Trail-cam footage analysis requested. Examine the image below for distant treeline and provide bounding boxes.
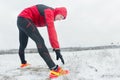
[0,45,120,55]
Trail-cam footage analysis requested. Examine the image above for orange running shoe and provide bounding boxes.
[49,66,69,79]
[20,63,30,68]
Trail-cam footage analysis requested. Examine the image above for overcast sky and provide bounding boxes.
[0,0,120,50]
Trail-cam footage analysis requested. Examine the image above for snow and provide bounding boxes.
[0,48,120,80]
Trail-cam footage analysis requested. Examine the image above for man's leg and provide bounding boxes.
[18,29,28,64]
[17,17,56,69]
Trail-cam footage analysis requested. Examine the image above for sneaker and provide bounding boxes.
[49,66,69,79]
[20,63,30,68]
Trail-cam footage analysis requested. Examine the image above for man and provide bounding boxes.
[17,4,69,78]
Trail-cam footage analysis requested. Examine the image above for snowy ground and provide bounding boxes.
[0,48,120,80]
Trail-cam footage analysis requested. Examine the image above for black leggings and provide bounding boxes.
[17,17,56,69]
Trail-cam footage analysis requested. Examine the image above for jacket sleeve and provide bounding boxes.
[44,9,60,49]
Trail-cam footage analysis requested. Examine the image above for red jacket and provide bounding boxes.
[18,4,67,49]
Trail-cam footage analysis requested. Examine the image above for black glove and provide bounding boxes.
[53,49,65,64]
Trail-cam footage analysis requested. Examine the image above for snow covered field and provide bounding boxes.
[0,48,120,80]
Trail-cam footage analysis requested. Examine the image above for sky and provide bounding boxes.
[0,0,120,50]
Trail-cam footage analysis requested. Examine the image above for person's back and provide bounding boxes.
[19,4,52,26]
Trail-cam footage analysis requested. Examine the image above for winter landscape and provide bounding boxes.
[0,0,120,80]
[0,46,120,80]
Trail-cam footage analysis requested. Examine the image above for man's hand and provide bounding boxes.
[53,49,65,64]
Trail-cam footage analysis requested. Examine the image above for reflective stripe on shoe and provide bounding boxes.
[50,70,60,76]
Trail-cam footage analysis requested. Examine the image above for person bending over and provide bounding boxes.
[17,4,68,78]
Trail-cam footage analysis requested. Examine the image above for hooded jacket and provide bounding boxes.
[18,4,67,49]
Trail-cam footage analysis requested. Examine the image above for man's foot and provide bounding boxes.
[49,66,69,79]
[20,63,31,68]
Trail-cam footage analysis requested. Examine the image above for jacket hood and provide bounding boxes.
[54,7,67,19]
